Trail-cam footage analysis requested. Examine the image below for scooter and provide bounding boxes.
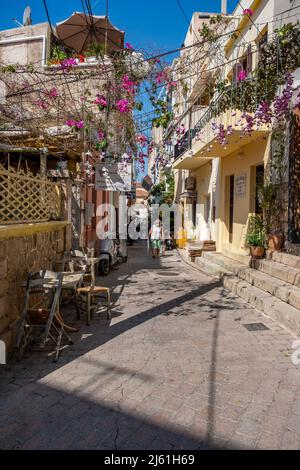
[97,238,128,276]
[165,238,174,251]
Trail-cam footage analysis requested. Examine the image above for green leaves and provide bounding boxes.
[245,215,267,248]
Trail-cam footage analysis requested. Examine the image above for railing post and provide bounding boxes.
[0,340,6,364]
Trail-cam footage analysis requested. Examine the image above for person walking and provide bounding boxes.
[149,219,164,259]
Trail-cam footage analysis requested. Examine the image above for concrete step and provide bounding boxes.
[240,267,300,311]
[202,252,300,311]
[222,245,251,266]
[253,259,300,287]
[272,251,300,270]
[193,252,300,335]
[202,252,247,275]
[223,275,300,337]
[194,256,232,279]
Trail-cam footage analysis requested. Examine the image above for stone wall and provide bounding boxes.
[0,222,70,358]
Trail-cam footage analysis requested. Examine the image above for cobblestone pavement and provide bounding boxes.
[1,242,300,450]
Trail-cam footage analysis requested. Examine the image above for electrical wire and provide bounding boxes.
[2,5,299,142]
[175,0,201,43]
[42,0,55,37]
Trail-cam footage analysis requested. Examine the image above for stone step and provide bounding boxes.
[193,250,300,335]
[222,245,251,266]
[194,256,232,279]
[240,267,300,311]
[202,252,300,311]
[272,251,300,270]
[253,259,300,287]
[202,252,247,275]
[223,275,300,337]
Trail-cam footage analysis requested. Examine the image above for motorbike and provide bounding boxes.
[97,238,128,276]
[165,238,174,251]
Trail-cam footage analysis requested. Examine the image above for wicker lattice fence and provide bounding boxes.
[0,164,61,224]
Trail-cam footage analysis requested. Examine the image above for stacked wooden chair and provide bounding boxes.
[16,270,73,362]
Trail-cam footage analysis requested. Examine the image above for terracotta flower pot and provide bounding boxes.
[267,233,284,252]
[250,246,265,259]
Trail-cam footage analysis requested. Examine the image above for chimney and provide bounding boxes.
[221,0,227,15]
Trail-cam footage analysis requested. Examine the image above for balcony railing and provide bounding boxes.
[194,89,229,133]
[174,129,196,159]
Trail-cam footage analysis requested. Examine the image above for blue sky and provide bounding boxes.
[2,1,239,54]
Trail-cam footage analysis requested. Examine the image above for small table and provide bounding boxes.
[21,271,85,333]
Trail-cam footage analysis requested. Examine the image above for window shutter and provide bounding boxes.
[246,45,252,74]
[233,62,242,83]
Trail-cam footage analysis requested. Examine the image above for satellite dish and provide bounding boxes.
[23,6,32,26]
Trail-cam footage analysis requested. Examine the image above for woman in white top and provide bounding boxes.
[149,219,164,258]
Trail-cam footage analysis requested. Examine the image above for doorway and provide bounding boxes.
[255,164,264,215]
[288,114,300,243]
[229,175,234,243]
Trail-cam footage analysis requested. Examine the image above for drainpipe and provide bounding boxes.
[0,35,47,66]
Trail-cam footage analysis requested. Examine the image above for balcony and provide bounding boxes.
[174,129,196,159]
[173,90,270,170]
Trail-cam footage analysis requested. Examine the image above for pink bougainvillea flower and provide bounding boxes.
[94,94,107,108]
[121,75,136,93]
[125,42,134,50]
[49,87,59,98]
[237,70,248,81]
[98,130,106,141]
[116,99,130,113]
[243,8,253,16]
[60,58,77,71]
[66,119,84,130]
[66,119,77,127]
[176,124,186,135]
[35,99,49,110]
[155,69,169,84]
[76,120,85,129]
[167,81,178,91]
[273,72,294,120]
[136,134,148,145]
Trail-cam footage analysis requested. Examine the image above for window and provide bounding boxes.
[258,30,268,54]
[232,45,253,83]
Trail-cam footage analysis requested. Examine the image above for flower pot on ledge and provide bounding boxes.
[267,233,284,252]
[250,246,265,259]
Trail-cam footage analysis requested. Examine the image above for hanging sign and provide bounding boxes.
[95,163,132,192]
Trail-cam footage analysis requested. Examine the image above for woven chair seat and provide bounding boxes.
[77,286,109,294]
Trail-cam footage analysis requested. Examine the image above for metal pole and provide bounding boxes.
[105,0,109,55]
[221,0,227,15]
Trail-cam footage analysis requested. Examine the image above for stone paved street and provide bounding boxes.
[1,242,300,450]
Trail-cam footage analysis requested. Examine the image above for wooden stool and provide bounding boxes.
[76,286,111,325]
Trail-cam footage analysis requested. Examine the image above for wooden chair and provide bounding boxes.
[16,270,73,362]
[76,285,111,325]
[76,257,111,325]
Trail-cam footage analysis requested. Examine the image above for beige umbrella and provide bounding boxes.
[56,12,125,54]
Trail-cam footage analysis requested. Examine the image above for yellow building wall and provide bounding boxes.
[218,136,270,255]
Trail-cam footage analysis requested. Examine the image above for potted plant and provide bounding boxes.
[49,45,68,65]
[257,182,284,252]
[86,43,105,62]
[267,228,284,252]
[245,214,267,259]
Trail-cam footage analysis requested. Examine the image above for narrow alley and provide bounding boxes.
[1,243,299,450]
